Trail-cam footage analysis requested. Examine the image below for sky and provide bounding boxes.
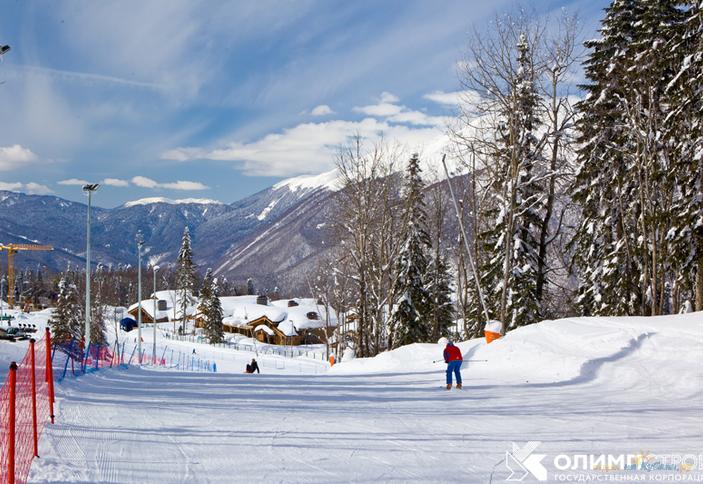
[0,0,608,208]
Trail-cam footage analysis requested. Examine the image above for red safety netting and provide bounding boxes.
[0,335,53,484]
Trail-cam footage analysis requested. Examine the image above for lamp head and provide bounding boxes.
[82,183,100,193]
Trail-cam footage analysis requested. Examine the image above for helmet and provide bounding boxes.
[437,337,449,346]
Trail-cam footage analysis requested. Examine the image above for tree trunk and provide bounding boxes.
[696,254,703,312]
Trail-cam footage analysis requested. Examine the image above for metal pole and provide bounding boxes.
[29,339,39,457]
[8,361,17,484]
[441,154,491,322]
[85,190,92,346]
[82,184,99,346]
[137,234,143,364]
[153,266,158,362]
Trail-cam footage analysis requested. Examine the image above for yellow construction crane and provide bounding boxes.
[0,243,53,308]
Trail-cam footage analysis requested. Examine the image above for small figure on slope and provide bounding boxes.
[443,340,463,390]
[245,358,260,374]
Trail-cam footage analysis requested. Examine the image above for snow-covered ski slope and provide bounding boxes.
[26,312,703,483]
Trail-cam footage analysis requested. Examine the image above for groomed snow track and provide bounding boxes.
[27,313,703,483]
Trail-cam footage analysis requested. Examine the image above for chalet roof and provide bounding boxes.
[128,290,196,321]
[253,324,275,336]
[277,320,298,337]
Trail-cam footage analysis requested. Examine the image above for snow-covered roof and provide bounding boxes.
[277,320,298,337]
[128,290,196,321]
[217,296,260,314]
[253,324,274,336]
[284,305,338,331]
[270,298,318,309]
[194,294,338,334]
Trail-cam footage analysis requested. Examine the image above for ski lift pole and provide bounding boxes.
[441,154,490,322]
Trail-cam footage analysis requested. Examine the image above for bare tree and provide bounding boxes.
[333,138,402,357]
[450,10,581,329]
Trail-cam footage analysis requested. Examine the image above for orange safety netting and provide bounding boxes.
[0,335,53,484]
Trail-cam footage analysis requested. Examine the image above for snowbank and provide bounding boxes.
[331,312,703,395]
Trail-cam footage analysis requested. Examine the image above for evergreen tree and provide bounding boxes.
[246,278,256,296]
[571,0,644,316]
[201,269,224,344]
[89,291,107,345]
[666,0,703,311]
[426,251,454,340]
[477,32,543,329]
[51,276,82,345]
[572,0,690,316]
[389,154,432,348]
[176,227,196,332]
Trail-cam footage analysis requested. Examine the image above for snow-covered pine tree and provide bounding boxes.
[388,154,432,349]
[426,250,454,340]
[246,278,255,296]
[200,269,224,344]
[571,0,644,316]
[624,0,684,315]
[573,0,689,316]
[176,227,196,333]
[89,290,107,345]
[477,32,544,329]
[51,276,82,345]
[665,0,703,311]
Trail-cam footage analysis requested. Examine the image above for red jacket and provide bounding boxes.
[443,344,463,362]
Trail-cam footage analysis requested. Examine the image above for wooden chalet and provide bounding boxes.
[127,300,171,324]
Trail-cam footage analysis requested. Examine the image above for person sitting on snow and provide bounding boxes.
[443,340,463,390]
[245,358,260,374]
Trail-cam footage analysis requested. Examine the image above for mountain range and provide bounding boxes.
[0,170,340,293]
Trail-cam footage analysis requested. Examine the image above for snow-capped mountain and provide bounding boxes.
[0,170,341,291]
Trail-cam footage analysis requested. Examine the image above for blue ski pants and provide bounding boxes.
[446,360,462,385]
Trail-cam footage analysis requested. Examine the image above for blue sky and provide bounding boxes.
[0,0,608,208]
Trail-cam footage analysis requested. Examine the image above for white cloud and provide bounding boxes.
[163,116,449,177]
[102,178,130,187]
[310,104,334,116]
[0,145,38,171]
[380,91,399,103]
[159,147,206,162]
[131,176,159,189]
[0,182,24,191]
[24,182,53,195]
[423,90,482,107]
[0,181,53,195]
[353,102,404,117]
[130,176,207,191]
[58,178,90,186]
[161,180,209,190]
[352,92,450,127]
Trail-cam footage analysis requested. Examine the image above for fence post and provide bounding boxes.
[45,328,55,424]
[29,339,39,458]
[7,361,17,484]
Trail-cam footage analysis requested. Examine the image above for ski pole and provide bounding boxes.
[432,359,488,364]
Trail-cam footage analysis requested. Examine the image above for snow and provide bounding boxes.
[256,197,280,220]
[272,169,340,193]
[122,197,224,208]
[1,311,698,482]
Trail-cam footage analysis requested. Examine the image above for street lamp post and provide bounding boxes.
[0,276,5,318]
[82,183,100,348]
[137,232,144,364]
[152,265,159,363]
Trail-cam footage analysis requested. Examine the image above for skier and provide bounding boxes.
[245,358,260,374]
[443,340,463,390]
